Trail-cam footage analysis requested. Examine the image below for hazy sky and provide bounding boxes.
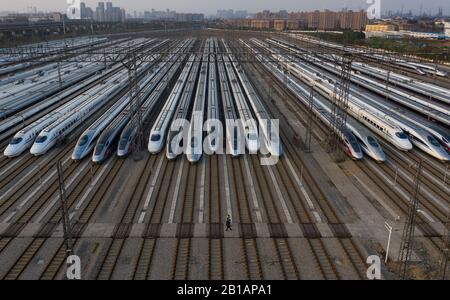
[2,0,449,15]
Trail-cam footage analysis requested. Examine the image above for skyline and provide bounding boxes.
[2,0,450,15]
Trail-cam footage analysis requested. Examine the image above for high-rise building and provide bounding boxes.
[308,10,320,29]
[106,2,113,22]
[352,10,368,30]
[318,10,337,30]
[80,2,86,19]
[95,2,105,22]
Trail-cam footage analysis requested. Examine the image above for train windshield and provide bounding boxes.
[78,135,89,146]
[118,139,128,150]
[191,137,198,148]
[427,136,441,147]
[395,132,408,139]
[35,135,47,143]
[367,136,379,147]
[151,134,161,142]
[94,143,104,155]
[347,135,360,151]
[10,137,23,145]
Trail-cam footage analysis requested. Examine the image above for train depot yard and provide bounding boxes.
[0,29,448,281]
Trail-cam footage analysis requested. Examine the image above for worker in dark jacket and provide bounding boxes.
[225,214,232,231]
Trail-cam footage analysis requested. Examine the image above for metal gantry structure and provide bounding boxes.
[326,53,352,160]
[304,82,315,153]
[56,160,73,257]
[123,52,144,160]
[397,160,423,280]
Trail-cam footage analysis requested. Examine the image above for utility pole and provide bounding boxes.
[57,161,73,257]
[125,52,143,161]
[397,160,423,279]
[304,83,314,153]
[327,53,352,161]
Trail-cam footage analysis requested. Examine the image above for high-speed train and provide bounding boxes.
[0,38,155,120]
[148,54,195,154]
[119,39,196,158]
[265,40,449,160]
[201,38,220,156]
[266,38,450,126]
[346,88,450,161]
[242,39,375,161]
[400,62,447,77]
[184,42,208,162]
[223,51,259,154]
[3,80,108,157]
[217,54,241,157]
[166,54,201,160]
[260,47,413,152]
[234,39,284,157]
[29,71,131,155]
[0,62,106,119]
[73,56,163,160]
[349,62,450,105]
[93,111,130,163]
[285,33,448,78]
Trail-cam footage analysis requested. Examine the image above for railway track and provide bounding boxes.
[239,48,377,279]
[39,158,126,280]
[248,53,446,260]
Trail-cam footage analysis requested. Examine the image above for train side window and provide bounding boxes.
[427,136,441,147]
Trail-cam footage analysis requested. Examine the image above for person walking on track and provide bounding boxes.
[225,214,232,231]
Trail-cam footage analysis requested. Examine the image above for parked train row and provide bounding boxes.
[3,38,172,158]
[285,33,448,77]
[241,39,382,162]
[0,38,156,120]
[265,38,450,126]
[270,37,450,106]
[0,37,109,75]
[247,38,450,162]
[259,38,450,156]
[97,39,194,162]
[145,37,282,163]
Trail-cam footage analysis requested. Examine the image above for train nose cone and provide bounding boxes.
[92,155,103,164]
[354,151,363,160]
[398,140,413,151]
[117,149,127,157]
[439,150,450,162]
[148,143,161,154]
[3,145,15,157]
[30,144,42,156]
[72,150,82,161]
[377,151,387,163]
[166,151,178,160]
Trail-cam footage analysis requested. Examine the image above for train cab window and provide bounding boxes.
[348,137,359,150]
[78,135,89,146]
[395,132,408,139]
[248,133,257,141]
[191,137,198,148]
[118,139,127,149]
[10,137,23,145]
[94,144,104,156]
[151,134,161,142]
[427,136,441,147]
[35,136,48,143]
[367,137,379,147]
